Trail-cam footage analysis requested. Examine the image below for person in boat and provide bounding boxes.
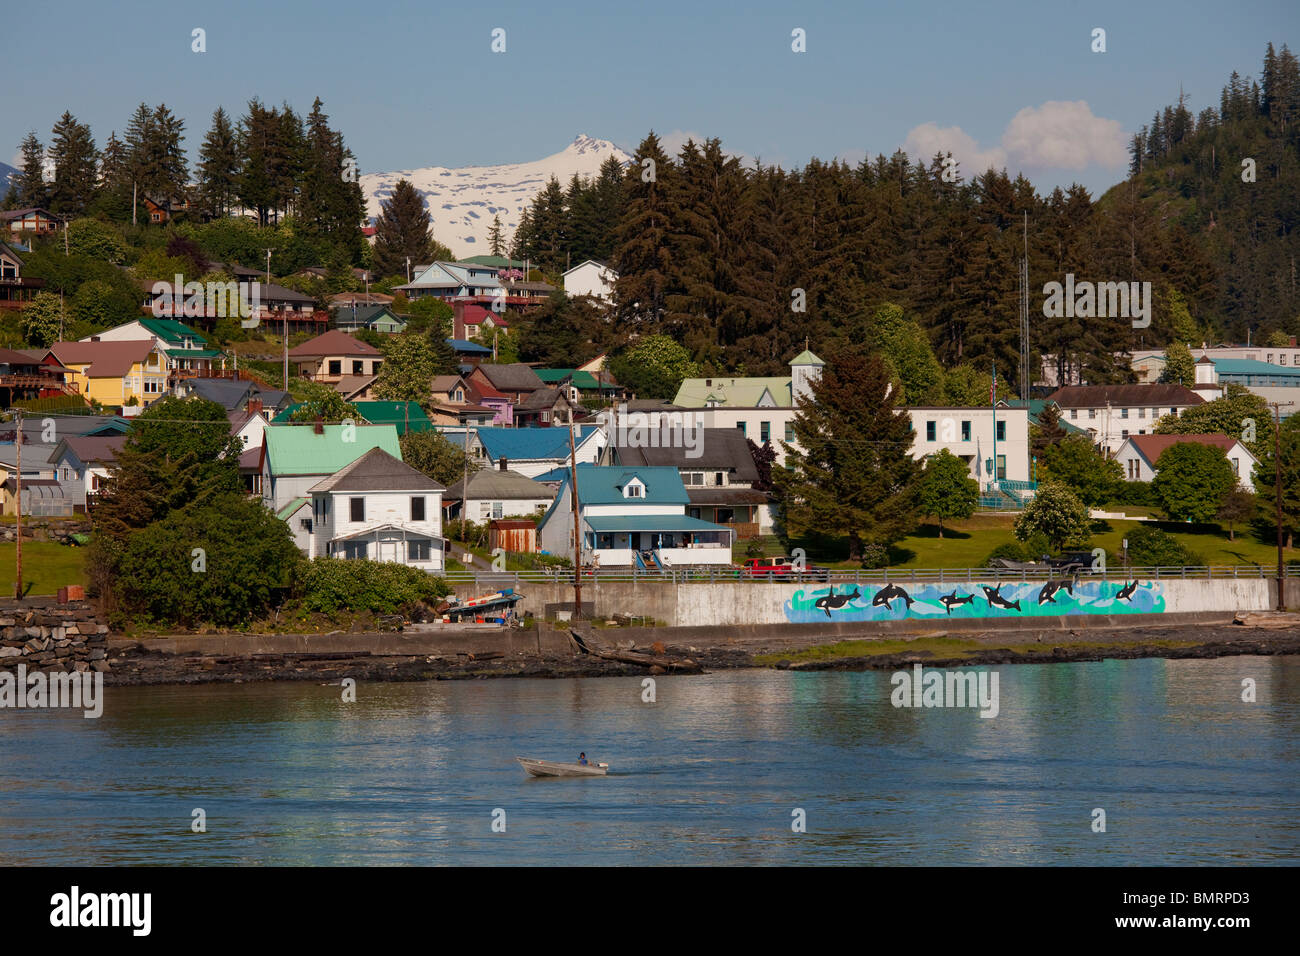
[578,753,588,766]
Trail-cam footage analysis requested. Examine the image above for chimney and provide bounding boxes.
[313,415,324,435]
[499,457,508,472]
[247,397,263,415]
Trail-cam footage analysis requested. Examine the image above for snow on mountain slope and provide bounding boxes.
[359,135,630,260]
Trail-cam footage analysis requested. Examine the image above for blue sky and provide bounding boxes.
[4,0,1296,196]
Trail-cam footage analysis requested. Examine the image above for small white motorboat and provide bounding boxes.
[516,757,609,777]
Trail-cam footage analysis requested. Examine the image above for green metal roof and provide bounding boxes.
[561,463,689,505]
[351,401,434,435]
[138,317,209,346]
[276,497,310,520]
[164,347,223,359]
[788,349,825,366]
[585,515,731,534]
[264,423,401,475]
[673,376,791,408]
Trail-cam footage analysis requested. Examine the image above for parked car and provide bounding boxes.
[740,557,831,581]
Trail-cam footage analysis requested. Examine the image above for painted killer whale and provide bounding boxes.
[1037,579,1075,605]
[981,584,1022,612]
[814,585,861,618]
[939,590,975,616]
[871,583,914,611]
[1116,580,1139,602]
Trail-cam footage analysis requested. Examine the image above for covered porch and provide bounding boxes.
[584,515,733,567]
[326,523,444,571]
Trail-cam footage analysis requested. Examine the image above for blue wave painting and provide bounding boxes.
[784,579,1165,623]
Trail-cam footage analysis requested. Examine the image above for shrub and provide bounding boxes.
[294,558,450,614]
[860,542,889,568]
[1124,525,1203,568]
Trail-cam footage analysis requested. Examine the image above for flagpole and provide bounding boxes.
[991,363,997,491]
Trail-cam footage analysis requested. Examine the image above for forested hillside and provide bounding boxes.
[512,42,1299,388]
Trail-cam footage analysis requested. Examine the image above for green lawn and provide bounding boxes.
[775,514,1294,571]
[0,543,87,596]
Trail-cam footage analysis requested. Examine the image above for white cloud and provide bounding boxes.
[1001,100,1128,170]
[902,100,1128,178]
[658,129,753,167]
[903,122,1007,176]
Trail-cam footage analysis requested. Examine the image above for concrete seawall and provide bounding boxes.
[455,577,1296,627]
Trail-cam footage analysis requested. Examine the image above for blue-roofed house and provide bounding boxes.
[469,425,605,478]
[537,463,733,568]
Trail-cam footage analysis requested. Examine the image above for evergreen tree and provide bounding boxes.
[14,132,48,209]
[773,349,922,563]
[372,179,437,278]
[612,132,675,326]
[196,107,239,220]
[47,112,98,216]
[487,214,506,256]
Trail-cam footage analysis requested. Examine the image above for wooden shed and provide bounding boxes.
[489,518,537,554]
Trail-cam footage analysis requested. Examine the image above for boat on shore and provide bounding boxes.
[516,757,609,777]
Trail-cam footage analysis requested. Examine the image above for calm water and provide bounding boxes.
[1,657,1297,865]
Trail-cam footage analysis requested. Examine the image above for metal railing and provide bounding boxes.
[438,564,1298,587]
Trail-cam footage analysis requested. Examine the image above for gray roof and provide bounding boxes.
[308,447,445,494]
[184,378,256,409]
[516,387,567,411]
[444,468,555,501]
[475,363,544,392]
[609,427,760,480]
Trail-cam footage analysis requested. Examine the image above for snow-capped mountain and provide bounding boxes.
[359,135,631,260]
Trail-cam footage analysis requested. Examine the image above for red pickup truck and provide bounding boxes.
[740,557,831,580]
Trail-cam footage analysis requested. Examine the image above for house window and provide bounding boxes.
[760,421,771,442]
[1128,459,1139,479]
[736,422,747,437]
[342,540,367,560]
[454,389,463,402]
[372,361,382,375]
[411,496,426,521]
[1070,409,1078,420]
[1281,355,1288,366]
[961,421,971,442]
[996,455,1006,479]
[479,502,492,520]
[784,422,795,442]
[625,484,643,498]
[353,361,364,375]
[299,518,312,532]
[1121,429,1130,438]
[492,502,503,519]
[329,360,342,376]
[1088,409,1096,419]
[1231,458,1240,475]
[1121,407,1129,419]
[350,497,364,522]
[995,421,1005,442]
[409,540,430,561]
[926,421,936,441]
[714,472,724,486]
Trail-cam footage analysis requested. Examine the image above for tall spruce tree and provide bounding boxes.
[773,349,922,563]
[196,107,239,220]
[372,179,437,278]
[14,132,48,209]
[612,132,674,326]
[47,112,98,216]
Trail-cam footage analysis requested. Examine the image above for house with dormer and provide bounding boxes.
[538,463,733,569]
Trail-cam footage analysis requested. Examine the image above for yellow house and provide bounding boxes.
[46,339,166,408]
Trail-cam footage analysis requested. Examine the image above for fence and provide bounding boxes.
[441,564,1298,589]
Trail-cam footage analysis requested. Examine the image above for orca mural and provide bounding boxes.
[784,579,1165,623]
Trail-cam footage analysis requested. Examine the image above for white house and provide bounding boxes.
[260,422,402,512]
[46,435,124,511]
[672,350,825,466]
[1113,434,1259,493]
[562,260,617,302]
[304,447,445,570]
[906,407,1031,485]
[444,464,556,522]
[1045,384,1205,455]
[538,463,732,569]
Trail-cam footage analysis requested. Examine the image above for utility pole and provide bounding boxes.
[405,257,411,284]
[568,420,582,620]
[1268,401,1294,611]
[11,408,22,600]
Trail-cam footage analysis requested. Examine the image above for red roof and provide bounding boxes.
[466,377,507,402]
[1125,433,1244,465]
[48,340,158,378]
[287,330,381,358]
[1047,384,1205,407]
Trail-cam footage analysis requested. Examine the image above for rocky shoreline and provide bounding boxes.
[83,622,1300,686]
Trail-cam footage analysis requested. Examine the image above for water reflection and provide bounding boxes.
[0,657,1296,865]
